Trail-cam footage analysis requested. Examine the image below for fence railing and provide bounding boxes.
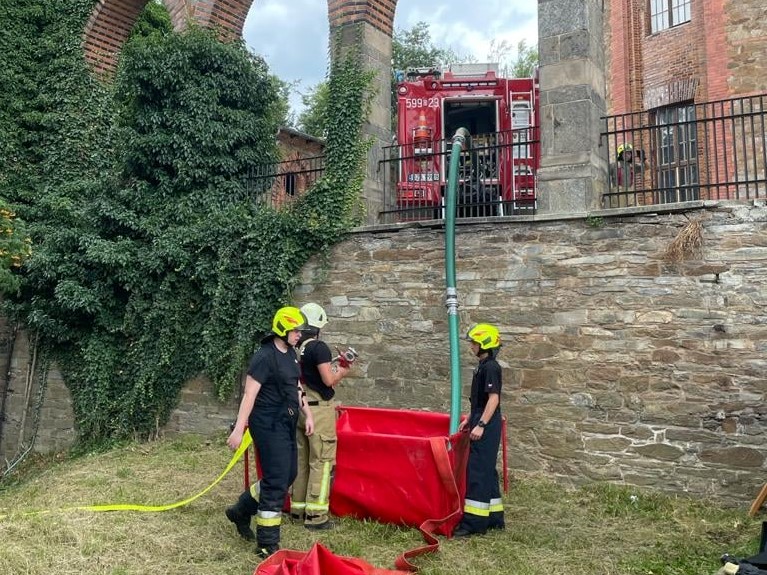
[244,154,326,209]
[602,93,767,208]
[247,94,766,219]
[376,129,540,224]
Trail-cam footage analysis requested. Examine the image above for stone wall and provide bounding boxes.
[0,329,75,460]
[3,201,767,504]
[292,201,767,503]
[0,337,238,465]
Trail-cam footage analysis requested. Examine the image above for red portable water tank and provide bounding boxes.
[330,406,469,537]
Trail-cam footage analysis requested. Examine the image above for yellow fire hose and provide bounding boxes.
[0,430,252,520]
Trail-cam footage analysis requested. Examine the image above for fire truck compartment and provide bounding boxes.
[443,98,499,138]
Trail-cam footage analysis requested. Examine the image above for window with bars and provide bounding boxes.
[653,103,699,202]
[284,172,297,196]
[650,0,691,33]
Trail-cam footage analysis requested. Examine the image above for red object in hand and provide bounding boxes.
[335,347,357,369]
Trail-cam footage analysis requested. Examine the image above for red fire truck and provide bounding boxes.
[394,63,539,218]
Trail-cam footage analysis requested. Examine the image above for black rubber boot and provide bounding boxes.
[225,491,259,541]
[305,520,334,530]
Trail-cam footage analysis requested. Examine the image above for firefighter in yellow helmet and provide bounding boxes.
[617,142,634,161]
[290,303,352,530]
[225,306,315,558]
[453,323,505,537]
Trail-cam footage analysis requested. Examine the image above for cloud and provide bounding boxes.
[243,0,538,114]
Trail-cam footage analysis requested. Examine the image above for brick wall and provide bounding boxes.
[327,0,397,36]
[83,0,149,76]
[606,0,767,115]
[268,128,326,209]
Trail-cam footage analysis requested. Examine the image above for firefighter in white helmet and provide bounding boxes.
[290,302,353,529]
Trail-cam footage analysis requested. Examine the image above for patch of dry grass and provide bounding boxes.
[0,434,761,575]
[664,217,704,263]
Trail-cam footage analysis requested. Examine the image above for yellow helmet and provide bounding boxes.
[464,323,501,350]
[272,306,307,337]
[617,142,633,159]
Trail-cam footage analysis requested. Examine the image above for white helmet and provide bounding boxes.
[300,303,328,329]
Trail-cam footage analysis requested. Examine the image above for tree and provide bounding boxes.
[128,0,172,42]
[509,39,538,78]
[392,21,467,73]
[489,38,539,79]
[297,81,330,138]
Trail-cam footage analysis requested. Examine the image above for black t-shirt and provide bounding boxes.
[300,339,334,401]
[469,355,502,415]
[248,338,301,412]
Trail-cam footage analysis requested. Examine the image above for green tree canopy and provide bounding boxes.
[488,38,539,78]
[391,21,466,73]
[297,81,330,138]
[128,0,172,42]
[0,0,371,445]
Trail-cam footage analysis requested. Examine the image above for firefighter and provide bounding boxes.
[453,323,505,537]
[225,306,315,558]
[612,142,645,206]
[616,142,635,189]
[290,302,352,530]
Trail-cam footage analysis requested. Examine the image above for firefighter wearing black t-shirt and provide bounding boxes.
[225,306,315,558]
[290,303,351,530]
[453,323,506,537]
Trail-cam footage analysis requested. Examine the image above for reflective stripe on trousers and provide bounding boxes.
[291,393,336,523]
[457,412,503,533]
[250,409,298,546]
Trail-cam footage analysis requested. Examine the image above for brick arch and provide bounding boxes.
[83,0,253,75]
[83,0,399,76]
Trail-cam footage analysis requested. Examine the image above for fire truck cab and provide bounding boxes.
[394,63,539,218]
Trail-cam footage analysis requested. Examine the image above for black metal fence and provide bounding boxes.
[602,93,767,208]
[377,129,539,224]
[244,154,326,209]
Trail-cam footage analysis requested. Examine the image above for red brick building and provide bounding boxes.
[606,0,765,113]
[604,0,766,205]
[266,128,325,209]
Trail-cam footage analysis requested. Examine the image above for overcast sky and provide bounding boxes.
[242,0,538,114]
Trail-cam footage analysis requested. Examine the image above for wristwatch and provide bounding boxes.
[477,420,486,428]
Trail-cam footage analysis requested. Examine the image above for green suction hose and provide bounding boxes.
[445,128,470,434]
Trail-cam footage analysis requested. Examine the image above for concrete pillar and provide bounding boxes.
[331,20,393,225]
[537,0,608,213]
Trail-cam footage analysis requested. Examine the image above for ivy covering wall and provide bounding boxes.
[0,0,372,445]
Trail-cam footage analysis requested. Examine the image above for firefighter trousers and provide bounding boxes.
[457,411,505,534]
[250,407,298,548]
[291,390,337,526]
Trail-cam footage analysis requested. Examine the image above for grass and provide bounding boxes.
[0,433,762,575]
